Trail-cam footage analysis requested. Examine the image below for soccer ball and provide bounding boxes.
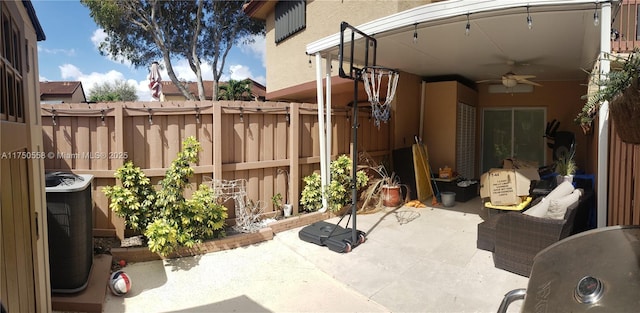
[109,270,131,296]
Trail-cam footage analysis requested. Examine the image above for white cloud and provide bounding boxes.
[58,63,150,100]
[91,28,132,67]
[160,59,214,82]
[37,45,76,56]
[228,64,266,85]
[91,29,107,48]
[240,35,266,67]
[40,75,49,82]
[59,64,84,80]
[135,79,153,101]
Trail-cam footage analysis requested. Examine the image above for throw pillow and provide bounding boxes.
[573,188,584,198]
[524,198,550,218]
[546,181,575,201]
[546,192,580,220]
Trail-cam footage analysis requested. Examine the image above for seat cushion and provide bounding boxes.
[546,191,580,220]
[546,181,575,200]
[523,198,550,218]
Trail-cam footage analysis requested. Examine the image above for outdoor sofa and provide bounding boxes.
[476,180,594,277]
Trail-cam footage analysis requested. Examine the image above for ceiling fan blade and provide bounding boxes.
[519,79,542,87]
[476,79,499,84]
[511,74,536,80]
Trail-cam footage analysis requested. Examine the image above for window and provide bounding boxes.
[275,0,306,44]
[1,4,25,123]
[482,108,546,173]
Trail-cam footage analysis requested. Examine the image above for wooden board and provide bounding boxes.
[412,143,434,202]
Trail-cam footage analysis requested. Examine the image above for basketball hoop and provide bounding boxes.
[361,66,399,127]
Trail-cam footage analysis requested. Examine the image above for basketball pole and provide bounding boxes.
[350,69,360,245]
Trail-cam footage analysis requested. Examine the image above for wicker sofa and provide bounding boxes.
[477,186,593,277]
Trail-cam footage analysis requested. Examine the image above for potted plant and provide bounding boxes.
[360,155,403,209]
[300,154,369,212]
[554,147,577,184]
[576,50,640,143]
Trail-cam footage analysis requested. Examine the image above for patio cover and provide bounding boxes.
[306,0,614,225]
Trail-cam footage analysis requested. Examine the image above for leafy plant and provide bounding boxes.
[88,79,138,102]
[555,146,577,176]
[103,161,156,231]
[359,152,402,210]
[103,136,228,256]
[300,155,369,212]
[300,173,323,212]
[218,79,253,101]
[576,50,640,130]
[271,193,283,210]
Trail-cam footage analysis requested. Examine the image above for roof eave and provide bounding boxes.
[306,0,608,56]
[243,0,276,21]
[22,1,46,41]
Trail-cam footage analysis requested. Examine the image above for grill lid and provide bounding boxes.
[522,226,640,312]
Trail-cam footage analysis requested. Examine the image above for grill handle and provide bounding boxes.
[497,288,526,313]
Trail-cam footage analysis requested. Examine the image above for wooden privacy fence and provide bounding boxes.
[40,101,391,238]
[608,119,640,225]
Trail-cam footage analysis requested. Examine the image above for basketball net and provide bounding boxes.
[362,66,399,128]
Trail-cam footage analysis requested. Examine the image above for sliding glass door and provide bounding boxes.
[482,108,546,173]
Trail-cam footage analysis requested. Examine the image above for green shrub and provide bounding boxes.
[102,161,156,231]
[300,155,369,212]
[104,136,228,256]
[300,172,323,212]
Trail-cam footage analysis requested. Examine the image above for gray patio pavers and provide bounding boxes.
[102,198,528,313]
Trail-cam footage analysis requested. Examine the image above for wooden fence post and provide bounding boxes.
[113,104,126,240]
[213,102,223,180]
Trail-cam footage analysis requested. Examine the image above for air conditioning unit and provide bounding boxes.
[488,84,534,94]
[46,172,94,294]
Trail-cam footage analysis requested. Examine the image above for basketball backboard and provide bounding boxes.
[338,22,377,80]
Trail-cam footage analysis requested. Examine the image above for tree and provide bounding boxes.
[218,79,252,101]
[89,80,138,102]
[203,1,264,100]
[81,0,264,101]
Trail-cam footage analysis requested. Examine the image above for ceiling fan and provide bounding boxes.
[477,71,542,87]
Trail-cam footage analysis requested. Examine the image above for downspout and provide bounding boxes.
[315,53,328,213]
[597,2,611,228]
[325,54,333,185]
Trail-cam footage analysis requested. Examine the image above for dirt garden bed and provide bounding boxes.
[96,211,333,264]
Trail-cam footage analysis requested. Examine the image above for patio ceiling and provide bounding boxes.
[307,0,607,85]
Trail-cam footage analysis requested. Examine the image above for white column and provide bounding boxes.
[315,53,328,213]
[597,2,611,228]
[325,54,333,184]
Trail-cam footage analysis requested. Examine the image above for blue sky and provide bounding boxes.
[32,1,266,101]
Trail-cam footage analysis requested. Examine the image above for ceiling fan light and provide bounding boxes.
[503,78,518,88]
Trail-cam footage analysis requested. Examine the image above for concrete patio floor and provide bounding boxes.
[103,198,528,312]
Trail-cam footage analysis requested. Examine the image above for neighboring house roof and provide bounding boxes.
[23,1,46,41]
[40,81,87,102]
[161,79,266,100]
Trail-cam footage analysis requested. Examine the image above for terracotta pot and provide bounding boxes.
[382,185,402,207]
